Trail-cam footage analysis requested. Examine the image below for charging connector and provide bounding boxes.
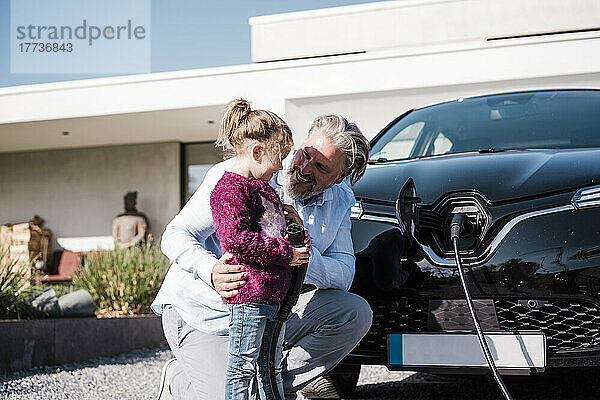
[450,213,467,241]
[451,213,513,400]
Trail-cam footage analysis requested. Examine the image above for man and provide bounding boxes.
[152,115,372,400]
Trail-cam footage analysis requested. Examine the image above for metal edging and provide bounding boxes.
[354,203,575,267]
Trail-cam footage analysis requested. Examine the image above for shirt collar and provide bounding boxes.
[305,186,332,207]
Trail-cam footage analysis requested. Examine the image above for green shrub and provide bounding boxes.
[73,240,169,317]
[0,246,39,320]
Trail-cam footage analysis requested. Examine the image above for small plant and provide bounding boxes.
[0,245,39,320]
[73,240,169,317]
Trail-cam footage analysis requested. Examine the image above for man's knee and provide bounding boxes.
[318,290,372,337]
[342,292,373,338]
[290,289,373,345]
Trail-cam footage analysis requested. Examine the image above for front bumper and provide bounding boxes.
[349,201,600,370]
[346,296,600,369]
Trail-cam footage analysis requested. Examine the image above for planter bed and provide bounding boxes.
[0,314,165,373]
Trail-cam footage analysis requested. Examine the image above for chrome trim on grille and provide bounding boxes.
[572,185,600,209]
[421,204,574,267]
[354,201,576,267]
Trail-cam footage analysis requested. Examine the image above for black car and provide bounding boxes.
[302,89,600,399]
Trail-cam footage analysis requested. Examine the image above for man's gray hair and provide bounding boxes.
[308,115,370,186]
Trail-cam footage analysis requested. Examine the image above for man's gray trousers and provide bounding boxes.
[162,287,373,400]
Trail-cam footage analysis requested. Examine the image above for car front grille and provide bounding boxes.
[353,297,600,359]
[495,299,600,353]
[355,299,429,358]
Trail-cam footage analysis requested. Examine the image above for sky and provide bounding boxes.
[0,0,379,88]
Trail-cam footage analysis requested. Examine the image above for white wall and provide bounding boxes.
[0,142,180,250]
[251,0,600,62]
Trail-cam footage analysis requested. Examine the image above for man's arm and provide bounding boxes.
[305,206,355,291]
[160,161,248,298]
[160,161,238,286]
[161,195,219,285]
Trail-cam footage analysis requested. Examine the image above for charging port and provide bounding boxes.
[412,193,490,258]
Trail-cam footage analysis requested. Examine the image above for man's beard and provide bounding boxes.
[281,163,326,201]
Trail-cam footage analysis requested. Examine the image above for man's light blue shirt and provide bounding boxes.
[151,156,356,335]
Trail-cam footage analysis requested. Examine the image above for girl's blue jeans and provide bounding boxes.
[225,302,284,400]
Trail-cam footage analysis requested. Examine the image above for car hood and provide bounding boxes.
[354,148,600,205]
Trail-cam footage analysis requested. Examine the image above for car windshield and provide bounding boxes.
[369,90,600,161]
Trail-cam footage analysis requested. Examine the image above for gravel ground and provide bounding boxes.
[1,347,599,399]
[0,347,172,400]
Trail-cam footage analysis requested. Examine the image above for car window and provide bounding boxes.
[370,122,424,160]
[370,90,600,161]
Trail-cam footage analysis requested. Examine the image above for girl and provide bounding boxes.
[210,99,311,400]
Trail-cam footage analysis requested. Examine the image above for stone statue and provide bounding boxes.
[112,191,150,249]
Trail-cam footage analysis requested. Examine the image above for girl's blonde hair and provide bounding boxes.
[216,99,293,160]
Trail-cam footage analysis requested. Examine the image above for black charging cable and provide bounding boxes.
[451,214,513,400]
[264,222,308,400]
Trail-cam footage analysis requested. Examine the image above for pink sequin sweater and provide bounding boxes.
[210,171,294,304]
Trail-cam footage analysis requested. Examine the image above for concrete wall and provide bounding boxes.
[0,315,165,372]
[285,72,600,142]
[0,142,180,250]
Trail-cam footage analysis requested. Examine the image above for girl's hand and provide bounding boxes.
[290,245,311,267]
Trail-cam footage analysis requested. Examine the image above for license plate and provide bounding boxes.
[388,332,546,369]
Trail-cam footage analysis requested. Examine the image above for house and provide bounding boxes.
[1,0,599,250]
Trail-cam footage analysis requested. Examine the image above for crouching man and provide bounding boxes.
[152,115,372,399]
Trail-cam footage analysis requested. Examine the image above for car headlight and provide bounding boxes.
[572,185,600,209]
[350,201,364,219]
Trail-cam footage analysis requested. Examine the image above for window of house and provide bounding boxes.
[182,142,223,203]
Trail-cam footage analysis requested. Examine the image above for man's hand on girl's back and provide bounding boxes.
[211,252,248,298]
